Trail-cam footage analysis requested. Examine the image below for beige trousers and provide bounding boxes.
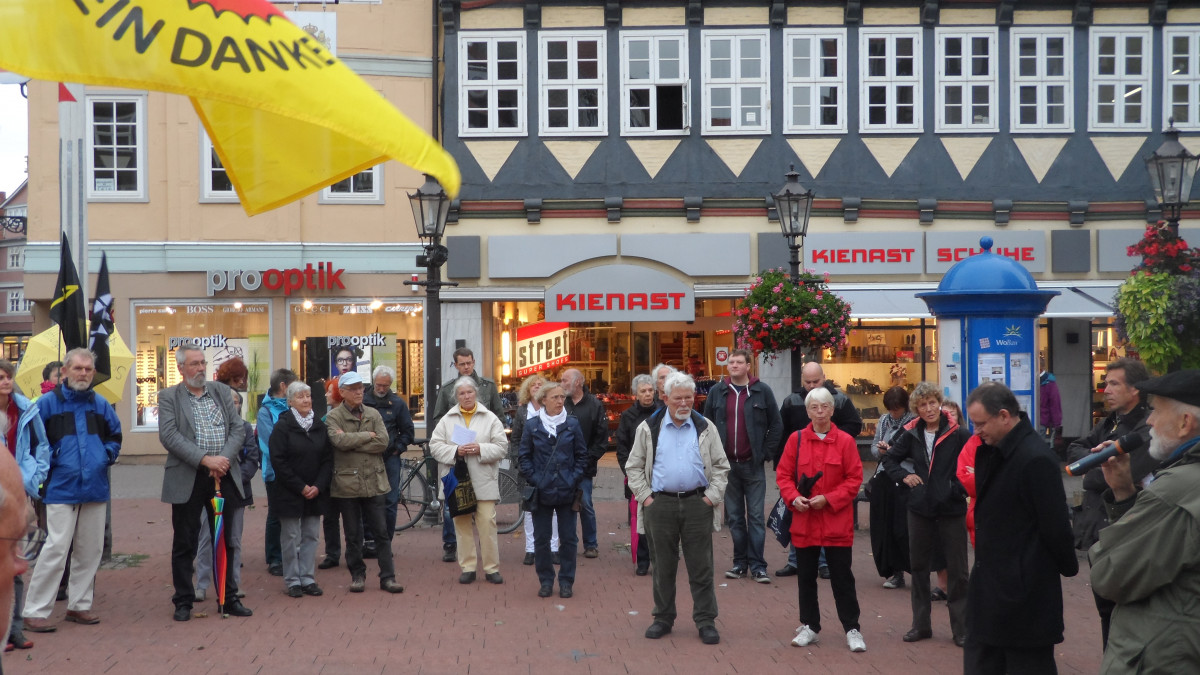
[454,500,499,574]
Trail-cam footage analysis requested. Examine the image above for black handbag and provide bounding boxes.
[521,485,538,512]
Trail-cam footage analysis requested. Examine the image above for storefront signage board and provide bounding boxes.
[925,231,1046,274]
[515,322,570,377]
[545,265,695,322]
[207,262,346,296]
[803,233,925,275]
[714,347,729,366]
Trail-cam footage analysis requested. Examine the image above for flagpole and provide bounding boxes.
[59,81,88,302]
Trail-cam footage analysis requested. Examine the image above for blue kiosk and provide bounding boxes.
[917,237,1059,421]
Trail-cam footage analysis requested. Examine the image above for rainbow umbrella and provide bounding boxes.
[210,477,228,615]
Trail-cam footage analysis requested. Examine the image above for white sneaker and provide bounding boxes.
[846,629,867,652]
[791,625,819,647]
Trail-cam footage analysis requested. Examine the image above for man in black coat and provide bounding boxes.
[562,368,609,559]
[364,366,416,540]
[964,382,1077,675]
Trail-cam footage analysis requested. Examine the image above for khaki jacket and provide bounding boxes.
[429,402,508,501]
[325,403,389,499]
[626,408,729,534]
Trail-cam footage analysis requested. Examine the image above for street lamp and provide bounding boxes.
[408,175,455,428]
[772,165,815,392]
[1146,119,1199,234]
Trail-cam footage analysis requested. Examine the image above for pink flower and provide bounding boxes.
[810,308,818,314]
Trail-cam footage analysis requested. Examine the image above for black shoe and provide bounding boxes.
[775,565,798,577]
[725,566,747,579]
[523,552,535,565]
[485,572,503,585]
[317,557,338,570]
[349,576,366,593]
[636,562,650,576]
[552,552,560,565]
[538,584,553,598]
[301,583,323,596]
[559,583,573,598]
[903,628,932,642]
[268,563,283,576]
[225,601,253,617]
[381,579,405,594]
[644,622,672,639]
[818,565,831,579]
[443,547,457,563]
[173,606,191,622]
[953,634,967,648]
[286,585,303,598]
[459,571,476,584]
[931,587,948,601]
[699,626,720,645]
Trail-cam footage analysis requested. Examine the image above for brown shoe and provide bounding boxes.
[65,610,100,625]
[23,617,56,633]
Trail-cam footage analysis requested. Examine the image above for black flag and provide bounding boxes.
[88,252,114,387]
[49,233,86,351]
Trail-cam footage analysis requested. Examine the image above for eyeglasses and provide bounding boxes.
[336,357,355,364]
[0,526,47,562]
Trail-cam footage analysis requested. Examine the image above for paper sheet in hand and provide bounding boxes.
[451,425,477,446]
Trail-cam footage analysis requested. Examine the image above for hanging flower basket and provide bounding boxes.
[1113,224,1200,372]
[732,269,852,360]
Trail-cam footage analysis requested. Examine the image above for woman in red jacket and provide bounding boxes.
[776,386,866,653]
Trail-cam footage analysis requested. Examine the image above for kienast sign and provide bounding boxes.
[546,264,695,322]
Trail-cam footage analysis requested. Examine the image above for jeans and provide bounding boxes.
[533,504,577,586]
[336,495,395,581]
[442,503,456,548]
[264,481,281,566]
[724,461,767,573]
[644,492,718,628]
[579,477,597,549]
[383,454,402,539]
[795,545,859,634]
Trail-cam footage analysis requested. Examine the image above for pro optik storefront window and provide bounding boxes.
[289,300,425,419]
[132,302,271,428]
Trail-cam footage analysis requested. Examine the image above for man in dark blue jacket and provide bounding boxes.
[23,348,121,633]
[364,366,415,540]
[703,349,781,583]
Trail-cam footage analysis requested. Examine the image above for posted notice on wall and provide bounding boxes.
[977,353,1007,386]
[1009,353,1032,387]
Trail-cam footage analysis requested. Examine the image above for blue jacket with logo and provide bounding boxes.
[36,385,122,504]
[11,392,50,500]
[257,393,290,482]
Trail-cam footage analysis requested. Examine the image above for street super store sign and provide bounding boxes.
[516,322,570,377]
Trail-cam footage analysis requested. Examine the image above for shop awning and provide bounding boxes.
[828,282,1121,319]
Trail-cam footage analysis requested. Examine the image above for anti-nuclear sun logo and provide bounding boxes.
[188,0,285,23]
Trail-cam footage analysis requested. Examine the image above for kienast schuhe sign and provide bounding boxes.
[546,264,695,322]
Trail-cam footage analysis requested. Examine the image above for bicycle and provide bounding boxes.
[394,440,525,535]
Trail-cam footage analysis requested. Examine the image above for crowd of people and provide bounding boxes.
[0,342,1197,675]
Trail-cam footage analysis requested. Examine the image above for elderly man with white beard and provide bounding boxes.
[1089,370,1200,674]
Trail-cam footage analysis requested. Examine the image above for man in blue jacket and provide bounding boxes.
[256,369,297,576]
[23,348,121,633]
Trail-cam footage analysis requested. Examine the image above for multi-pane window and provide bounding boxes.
[1164,28,1200,130]
[935,29,997,132]
[620,31,689,135]
[702,30,770,134]
[6,246,23,270]
[6,291,30,314]
[1090,28,1152,131]
[539,32,606,136]
[783,29,846,133]
[459,32,526,136]
[320,165,383,203]
[1011,28,1073,132]
[86,95,146,200]
[200,132,236,202]
[859,29,922,132]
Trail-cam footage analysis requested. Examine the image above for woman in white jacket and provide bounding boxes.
[430,377,508,584]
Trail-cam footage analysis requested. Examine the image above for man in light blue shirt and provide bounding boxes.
[626,372,730,646]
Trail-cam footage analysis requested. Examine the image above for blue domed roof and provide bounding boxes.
[917,237,1059,316]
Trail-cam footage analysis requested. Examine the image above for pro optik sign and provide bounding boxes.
[207,262,346,296]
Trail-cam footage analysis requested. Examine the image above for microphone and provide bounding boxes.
[1065,432,1146,476]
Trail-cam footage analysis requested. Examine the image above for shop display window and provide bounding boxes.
[132,302,271,429]
[289,300,425,420]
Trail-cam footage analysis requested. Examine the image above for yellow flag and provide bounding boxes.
[0,0,460,215]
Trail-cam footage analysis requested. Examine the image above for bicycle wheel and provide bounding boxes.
[394,458,431,532]
[494,470,524,535]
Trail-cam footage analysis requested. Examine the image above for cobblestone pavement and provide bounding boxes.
[5,462,1101,675]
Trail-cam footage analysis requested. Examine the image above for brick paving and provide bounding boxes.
[5,463,1103,675]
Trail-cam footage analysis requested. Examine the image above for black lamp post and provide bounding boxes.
[772,165,815,392]
[408,175,455,427]
[1146,119,1199,235]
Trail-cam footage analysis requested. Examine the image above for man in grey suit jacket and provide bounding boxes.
[158,342,252,622]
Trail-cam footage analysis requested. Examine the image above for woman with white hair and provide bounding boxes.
[430,376,508,584]
[777,386,866,653]
[269,381,333,598]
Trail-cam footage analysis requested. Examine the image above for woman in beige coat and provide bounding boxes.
[430,376,508,584]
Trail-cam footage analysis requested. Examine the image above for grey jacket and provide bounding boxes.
[158,380,246,504]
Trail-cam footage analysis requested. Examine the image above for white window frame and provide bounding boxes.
[1163,27,1200,130]
[701,29,770,135]
[619,30,690,136]
[782,28,846,134]
[1089,27,1152,132]
[859,28,923,133]
[319,165,384,204]
[6,290,30,315]
[199,131,238,203]
[85,94,147,201]
[935,28,998,133]
[538,30,607,136]
[6,246,23,270]
[459,31,527,137]
[1010,28,1074,133]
